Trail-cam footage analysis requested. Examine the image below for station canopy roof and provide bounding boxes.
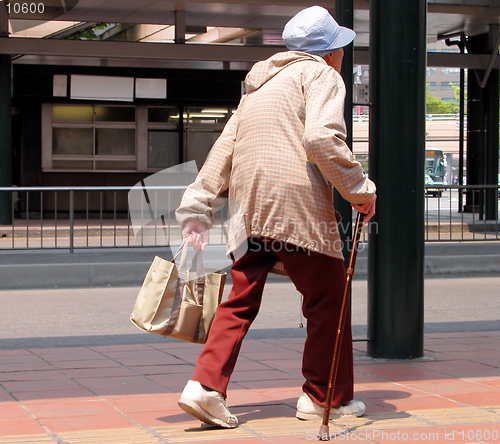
[1,0,500,69]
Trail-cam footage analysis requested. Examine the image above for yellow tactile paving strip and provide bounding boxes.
[331,411,428,430]
[58,427,163,444]
[153,424,254,442]
[489,405,500,415]
[1,406,500,443]
[240,416,336,436]
[407,406,500,425]
[0,436,58,444]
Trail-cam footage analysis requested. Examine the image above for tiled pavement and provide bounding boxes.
[1,332,500,443]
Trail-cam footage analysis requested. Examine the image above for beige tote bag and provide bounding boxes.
[130,240,226,343]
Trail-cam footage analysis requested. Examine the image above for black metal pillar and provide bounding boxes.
[445,36,466,212]
[485,67,499,221]
[367,0,426,358]
[333,0,353,267]
[465,30,499,220]
[0,54,12,225]
[458,42,466,212]
[485,26,499,221]
[465,34,487,215]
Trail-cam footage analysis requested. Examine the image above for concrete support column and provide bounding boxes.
[0,54,12,225]
[367,0,426,358]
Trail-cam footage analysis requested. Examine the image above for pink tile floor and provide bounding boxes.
[0,331,499,443]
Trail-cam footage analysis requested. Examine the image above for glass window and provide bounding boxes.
[52,128,93,155]
[441,82,453,91]
[186,107,231,124]
[94,106,135,122]
[148,131,180,169]
[188,130,221,166]
[52,105,93,122]
[148,107,179,123]
[96,128,136,155]
[49,104,137,172]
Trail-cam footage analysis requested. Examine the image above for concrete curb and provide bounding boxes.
[353,255,500,279]
[1,242,500,289]
[0,262,152,289]
[425,254,500,276]
[1,254,500,290]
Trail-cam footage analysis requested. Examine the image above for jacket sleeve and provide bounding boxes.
[302,68,376,204]
[175,110,238,228]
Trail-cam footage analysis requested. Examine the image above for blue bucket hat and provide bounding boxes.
[282,6,356,57]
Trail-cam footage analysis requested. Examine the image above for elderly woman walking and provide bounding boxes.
[175,5,377,429]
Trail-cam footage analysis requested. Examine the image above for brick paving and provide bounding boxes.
[0,332,500,443]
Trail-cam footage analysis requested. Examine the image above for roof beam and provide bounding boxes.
[0,37,281,62]
[354,47,500,69]
[427,51,500,69]
[427,3,500,18]
[1,37,499,69]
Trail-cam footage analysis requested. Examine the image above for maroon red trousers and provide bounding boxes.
[192,237,354,407]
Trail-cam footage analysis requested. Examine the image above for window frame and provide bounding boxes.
[42,103,138,172]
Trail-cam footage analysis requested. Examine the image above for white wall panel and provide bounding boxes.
[71,75,134,101]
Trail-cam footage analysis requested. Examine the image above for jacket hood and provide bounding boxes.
[245,51,326,93]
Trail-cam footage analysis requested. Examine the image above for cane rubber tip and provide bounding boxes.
[318,425,330,441]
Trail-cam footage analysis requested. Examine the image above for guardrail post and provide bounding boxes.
[0,54,12,225]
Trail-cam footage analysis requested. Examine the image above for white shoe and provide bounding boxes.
[178,380,238,428]
[296,392,365,420]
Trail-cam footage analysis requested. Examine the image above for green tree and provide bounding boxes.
[67,23,114,40]
[426,84,458,114]
[450,82,467,112]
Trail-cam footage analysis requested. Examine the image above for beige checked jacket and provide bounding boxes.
[176,51,376,272]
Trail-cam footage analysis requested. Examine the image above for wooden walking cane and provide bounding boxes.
[318,212,365,441]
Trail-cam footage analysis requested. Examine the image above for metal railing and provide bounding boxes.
[0,186,228,252]
[352,113,463,123]
[425,184,500,241]
[1,185,499,251]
